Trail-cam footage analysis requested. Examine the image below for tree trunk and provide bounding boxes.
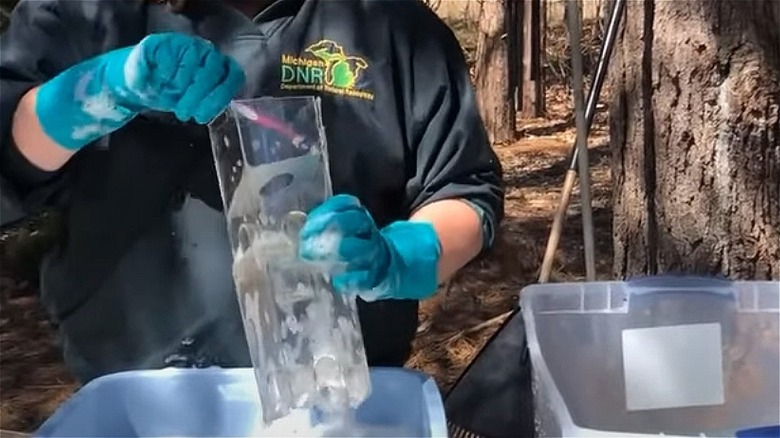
[519,0,546,118]
[611,0,780,279]
[465,1,480,23]
[474,0,515,144]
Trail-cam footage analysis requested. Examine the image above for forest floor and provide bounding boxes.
[0,21,612,434]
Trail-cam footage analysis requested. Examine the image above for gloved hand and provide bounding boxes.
[35,32,245,151]
[298,194,442,301]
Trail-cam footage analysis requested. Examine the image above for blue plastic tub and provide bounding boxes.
[34,367,447,437]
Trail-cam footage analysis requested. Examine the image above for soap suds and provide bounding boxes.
[70,70,130,141]
[301,230,344,262]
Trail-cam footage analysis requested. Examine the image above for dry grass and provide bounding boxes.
[545,19,604,86]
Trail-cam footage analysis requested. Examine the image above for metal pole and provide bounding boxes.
[566,0,626,171]
[538,0,624,283]
[565,0,596,280]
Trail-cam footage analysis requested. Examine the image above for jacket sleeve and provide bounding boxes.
[398,4,505,251]
[0,0,109,226]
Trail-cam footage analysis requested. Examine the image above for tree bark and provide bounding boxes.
[474,0,515,144]
[611,0,780,280]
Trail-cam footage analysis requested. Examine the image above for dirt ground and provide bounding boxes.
[0,16,612,432]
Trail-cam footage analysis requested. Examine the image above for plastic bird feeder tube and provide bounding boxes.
[207,96,371,426]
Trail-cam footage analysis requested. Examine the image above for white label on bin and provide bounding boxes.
[622,323,725,411]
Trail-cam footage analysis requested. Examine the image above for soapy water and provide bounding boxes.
[254,408,418,437]
[231,218,371,427]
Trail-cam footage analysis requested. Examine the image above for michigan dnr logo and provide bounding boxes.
[280,40,374,101]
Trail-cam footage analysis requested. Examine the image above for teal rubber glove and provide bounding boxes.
[35,32,245,151]
[298,194,442,301]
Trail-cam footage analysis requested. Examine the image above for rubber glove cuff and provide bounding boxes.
[361,220,441,302]
[36,51,137,151]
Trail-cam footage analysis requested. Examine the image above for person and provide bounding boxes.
[0,0,504,383]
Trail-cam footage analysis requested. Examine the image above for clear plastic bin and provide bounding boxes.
[520,276,780,437]
[207,97,370,425]
[33,367,448,437]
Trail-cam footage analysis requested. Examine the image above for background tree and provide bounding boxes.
[610,0,780,279]
[473,0,515,144]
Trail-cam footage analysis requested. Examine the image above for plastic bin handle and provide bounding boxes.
[625,274,735,297]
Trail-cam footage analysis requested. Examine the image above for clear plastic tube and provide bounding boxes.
[208,96,371,426]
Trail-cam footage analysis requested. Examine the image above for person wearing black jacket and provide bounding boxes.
[0,0,504,383]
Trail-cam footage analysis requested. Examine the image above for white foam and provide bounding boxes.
[304,230,343,261]
[69,70,129,141]
[80,89,126,122]
[71,123,106,141]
